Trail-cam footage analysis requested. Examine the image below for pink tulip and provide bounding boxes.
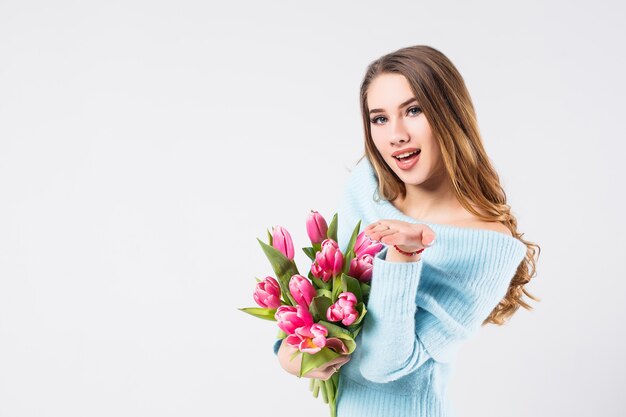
[354,231,384,257]
[275,304,313,335]
[253,276,282,309]
[310,238,344,282]
[289,274,316,308]
[326,292,359,326]
[348,253,374,283]
[285,323,329,354]
[306,210,328,244]
[272,225,295,260]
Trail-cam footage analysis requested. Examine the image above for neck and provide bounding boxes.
[393,171,463,222]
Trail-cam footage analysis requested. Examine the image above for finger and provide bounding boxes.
[365,221,381,230]
[366,224,394,240]
[379,231,400,245]
[419,225,436,246]
[366,223,387,233]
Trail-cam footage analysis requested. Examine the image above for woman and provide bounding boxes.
[275,45,540,416]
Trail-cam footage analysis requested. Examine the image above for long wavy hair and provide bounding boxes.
[355,45,540,325]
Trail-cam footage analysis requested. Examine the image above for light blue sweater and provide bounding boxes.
[273,157,527,417]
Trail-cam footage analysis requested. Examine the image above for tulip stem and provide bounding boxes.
[310,379,320,398]
[320,379,329,404]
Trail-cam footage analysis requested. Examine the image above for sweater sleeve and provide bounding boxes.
[272,338,282,355]
[335,165,430,382]
[357,248,429,383]
[357,242,526,383]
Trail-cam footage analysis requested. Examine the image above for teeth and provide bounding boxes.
[394,150,420,159]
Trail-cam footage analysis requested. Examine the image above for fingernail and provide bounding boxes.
[426,237,436,247]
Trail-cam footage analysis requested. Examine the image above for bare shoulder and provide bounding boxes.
[470,220,513,236]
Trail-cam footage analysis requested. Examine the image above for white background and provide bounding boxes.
[1,1,624,416]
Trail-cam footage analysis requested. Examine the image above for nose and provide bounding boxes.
[390,119,410,146]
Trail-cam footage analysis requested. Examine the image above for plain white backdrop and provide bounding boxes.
[1,1,624,416]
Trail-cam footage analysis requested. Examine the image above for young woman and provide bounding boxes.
[275,45,540,416]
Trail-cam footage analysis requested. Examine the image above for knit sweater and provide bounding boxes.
[273,157,527,417]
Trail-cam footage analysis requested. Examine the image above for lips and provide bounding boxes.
[392,148,421,160]
[394,150,420,170]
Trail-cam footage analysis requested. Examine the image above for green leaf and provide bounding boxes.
[341,220,362,276]
[289,350,301,362]
[341,273,362,302]
[257,238,299,305]
[302,246,316,262]
[317,320,357,353]
[327,213,338,242]
[347,220,362,252]
[310,296,332,322]
[360,282,370,302]
[238,307,277,321]
[309,270,331,291]
[267,228,273,246]
[316,320,353,338]
[316,288,332,299]
[299,347,341,378]
[331,276,343,302]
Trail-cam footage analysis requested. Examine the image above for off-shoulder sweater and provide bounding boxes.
[273,157,527,417]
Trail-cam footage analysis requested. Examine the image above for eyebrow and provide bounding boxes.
[369,97,418,114]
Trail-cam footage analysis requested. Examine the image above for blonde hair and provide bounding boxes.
[356,45,540,325]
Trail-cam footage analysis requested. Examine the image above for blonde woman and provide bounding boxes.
[276,45,540,416]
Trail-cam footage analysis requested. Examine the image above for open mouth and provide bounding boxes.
[393,149,421,161]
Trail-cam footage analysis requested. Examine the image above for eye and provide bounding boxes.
[408,106,422,116]
[370,107,422,125]
[370,115,387,124]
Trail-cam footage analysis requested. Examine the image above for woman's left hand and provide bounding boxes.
[364,219,436,251]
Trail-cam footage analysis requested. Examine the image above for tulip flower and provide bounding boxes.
[353,231,384,257]
[275,304,314,335]
[253,276,282,309]
[326,292,359,326]
[285,323,329,354]
[272,225,295,260]
[306,210,328,244]
[348,253,374,283]
[289,274,316,308]
[311,238,344,282]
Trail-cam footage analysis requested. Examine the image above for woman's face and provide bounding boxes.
[367,73,444,187]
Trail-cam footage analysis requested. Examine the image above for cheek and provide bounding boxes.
[370,132,387,152]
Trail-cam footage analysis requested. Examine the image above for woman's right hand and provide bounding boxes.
[364,220,436,253]
[277,339,351,381]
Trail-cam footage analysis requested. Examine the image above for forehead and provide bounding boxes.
[367,73,414,108]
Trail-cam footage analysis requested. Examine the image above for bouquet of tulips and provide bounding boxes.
[239,210,383,417]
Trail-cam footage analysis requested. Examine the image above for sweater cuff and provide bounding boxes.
[366,247,423,319]
[272,338,282,356]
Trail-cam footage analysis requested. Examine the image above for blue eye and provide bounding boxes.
[370,107,422,124]
[408,106,422,116]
